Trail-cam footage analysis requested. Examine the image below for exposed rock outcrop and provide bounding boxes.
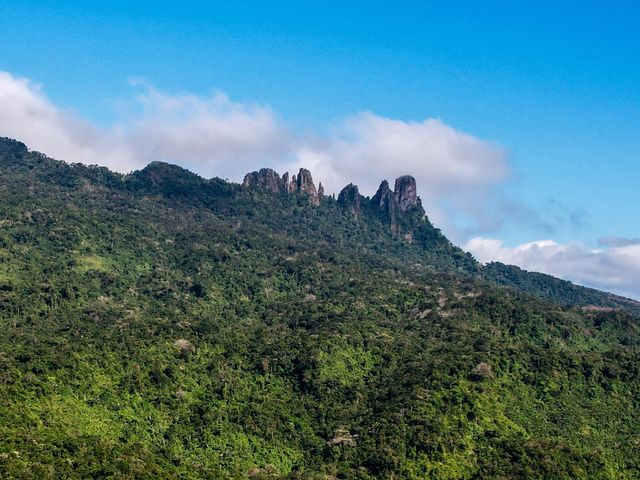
[337,183,363,214]
[371,180,399,234]
[242,167,420,217]
[242,167,320,205]
[282,172,291,192]
[471,362,494,381]
[371,180,393,209]
[294,168,319,205]
[327,427,356,447]
[394,175,418,212]
[242,168,283,193]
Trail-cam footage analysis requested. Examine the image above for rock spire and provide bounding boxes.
[337,183,363,214]
[242,167,320,205]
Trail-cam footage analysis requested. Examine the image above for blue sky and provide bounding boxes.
[1,1,639,297]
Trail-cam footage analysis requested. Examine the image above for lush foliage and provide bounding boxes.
[1,138,639,479]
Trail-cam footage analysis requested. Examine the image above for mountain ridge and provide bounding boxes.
[2,136,636,314]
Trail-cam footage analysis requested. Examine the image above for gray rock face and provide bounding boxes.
[371,180,393,208]
[368,176,423,237]
[372,180,398,234]
[394,175,418,212]
[242,167,321,205]
[242,168,283,193]
[241,168,419,215]
[282,172,291,192]
[295,168,319,205]
[337,183,363,214]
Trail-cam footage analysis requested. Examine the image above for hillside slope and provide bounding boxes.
[1,137,639,479]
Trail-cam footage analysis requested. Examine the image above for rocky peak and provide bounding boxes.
[372,180,399,234]
[371,180,395,209]
[368,176,424,237]
[295,168,318,205]
[394,175,418,212]
[242,168,283,193]
[282,172,291,192]
[318,182,325,200]
[242,167,321,205]
[337,183,363,214]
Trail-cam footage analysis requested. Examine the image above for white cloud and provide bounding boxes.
[288,112,509,233]
[0,72,136,172]
[465,237,640,299]
[124,81,292,178]
[0,71,291,177]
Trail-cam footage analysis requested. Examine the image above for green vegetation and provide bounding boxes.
[1,137,639,479]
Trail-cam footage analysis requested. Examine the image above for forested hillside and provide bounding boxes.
[1,137,639,479]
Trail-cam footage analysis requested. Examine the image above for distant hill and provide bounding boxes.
[1,136,639,479]
[483,261,640,316]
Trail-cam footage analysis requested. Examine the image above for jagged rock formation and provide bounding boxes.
[242,168,283,193]
[337,183,363,214]
[282,172,291,192]
[241,166,418,218]
[294,168,319,205]
[288,173,296,193]
[366,175,422,236]
[394,175,418,212]
[243,167,320,205]
[371,180,399,234]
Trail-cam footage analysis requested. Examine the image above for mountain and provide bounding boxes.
[1,137,639,479]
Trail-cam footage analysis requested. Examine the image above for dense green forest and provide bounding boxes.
[1,137,639,479]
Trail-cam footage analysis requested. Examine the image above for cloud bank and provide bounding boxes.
[291,112,508,231]
[0,72,290,178]
[293,112,507,194]
[465,237,640,299]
